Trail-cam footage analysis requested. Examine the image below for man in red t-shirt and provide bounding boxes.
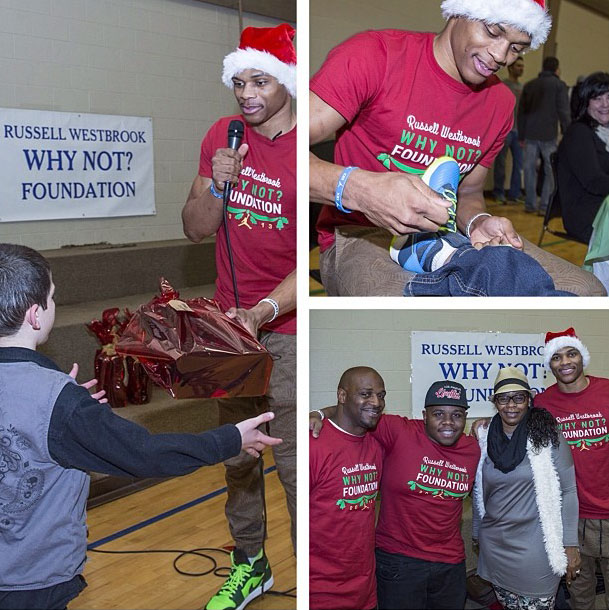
[311,379,481,609]
[310,367,386,610]
[182,24,296,610]
[535,328,609,608]
[309,0,557,295]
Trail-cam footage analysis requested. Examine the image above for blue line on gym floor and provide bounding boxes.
[88,465,277,550]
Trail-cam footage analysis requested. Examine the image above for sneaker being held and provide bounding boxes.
[421,155,459,233]
[205,548,273,610]
[390,156,465,273]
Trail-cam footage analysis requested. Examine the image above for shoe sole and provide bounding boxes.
[421,156,460,193]
[235,575,274,610]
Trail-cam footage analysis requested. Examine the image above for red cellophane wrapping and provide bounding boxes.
[86,308,128,408]
[114,279,273,399]
[86,308,152,407]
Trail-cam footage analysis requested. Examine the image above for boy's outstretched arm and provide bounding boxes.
[48,383,281,478]
[68,362,107,403]
[236,412,282,458]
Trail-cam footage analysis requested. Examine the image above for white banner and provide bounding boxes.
[411,331,547,418]
[0,108,155,222]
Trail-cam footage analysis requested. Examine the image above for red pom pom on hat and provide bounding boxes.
[222,23,296,97]
[543,327,590,369]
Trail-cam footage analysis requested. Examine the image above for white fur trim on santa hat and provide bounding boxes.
[222,47,296,98]
[544,336,590,369]
[441,0,552,50]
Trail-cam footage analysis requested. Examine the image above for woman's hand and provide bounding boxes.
[470,418,491,440]
[565,546,581,585]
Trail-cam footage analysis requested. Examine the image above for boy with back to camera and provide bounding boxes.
[0,243,281,610]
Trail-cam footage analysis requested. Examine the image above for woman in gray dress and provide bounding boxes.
[472,367,581,610]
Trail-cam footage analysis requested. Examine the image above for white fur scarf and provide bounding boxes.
[474,426,567,575]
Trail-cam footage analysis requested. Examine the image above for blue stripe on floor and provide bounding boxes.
[88,465,277,550]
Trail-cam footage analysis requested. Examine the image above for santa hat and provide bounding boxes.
[441,0,552,50]
[544,328,590,369]
[222,23,296,98]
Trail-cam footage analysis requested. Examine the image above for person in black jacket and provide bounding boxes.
[518,56,570,214]
[557,72,609,243]
[0,243,282,610]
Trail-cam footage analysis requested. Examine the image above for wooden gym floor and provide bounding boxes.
[309,197,589,296]
[70,456,295,610]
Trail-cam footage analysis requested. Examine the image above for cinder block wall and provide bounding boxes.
[0,0,284,250]
[309,309,609,416]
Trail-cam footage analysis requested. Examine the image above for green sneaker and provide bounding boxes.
[205,548,273,610]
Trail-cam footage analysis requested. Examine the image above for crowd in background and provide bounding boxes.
[492,57,609,288]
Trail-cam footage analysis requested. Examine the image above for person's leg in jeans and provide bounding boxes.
[319,242,339,296]
[568,553,598,609]
[600,556,609,608]
[376,549,429,609]
[492,137,509,201]
[523,139,540,212]
[259,330,296,553]
[538,139,557,213]
[507,130,524,201]
[427,561,466,609]
[207,333,295,610]
[218,396,266,556]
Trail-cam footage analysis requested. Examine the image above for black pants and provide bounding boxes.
[0,575,85,610]
[375,548,466,609]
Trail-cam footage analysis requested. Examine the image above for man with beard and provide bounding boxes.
[310,379,480,609]
[182,23,296,610]
[535,328,609,608]
[309,367,386,610]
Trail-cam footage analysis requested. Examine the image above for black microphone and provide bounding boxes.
[224,120,244,201]
[227,119,244,151]
[223,119,244,309]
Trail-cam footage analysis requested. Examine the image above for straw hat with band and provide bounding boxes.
[492,367,534,399]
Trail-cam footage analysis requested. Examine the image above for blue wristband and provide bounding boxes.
[209,182,223,199]
[334,166,358,214]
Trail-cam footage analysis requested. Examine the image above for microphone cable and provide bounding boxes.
[222,195,239,309]
[222,119,245,309]
[88,452,296,601]
[88,413,294,602]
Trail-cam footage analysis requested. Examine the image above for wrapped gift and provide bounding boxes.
[86,308,151,407]
[87,308,127,408]
[115,279,273,399]
[94,344,128,408]
[125,356,151,405]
